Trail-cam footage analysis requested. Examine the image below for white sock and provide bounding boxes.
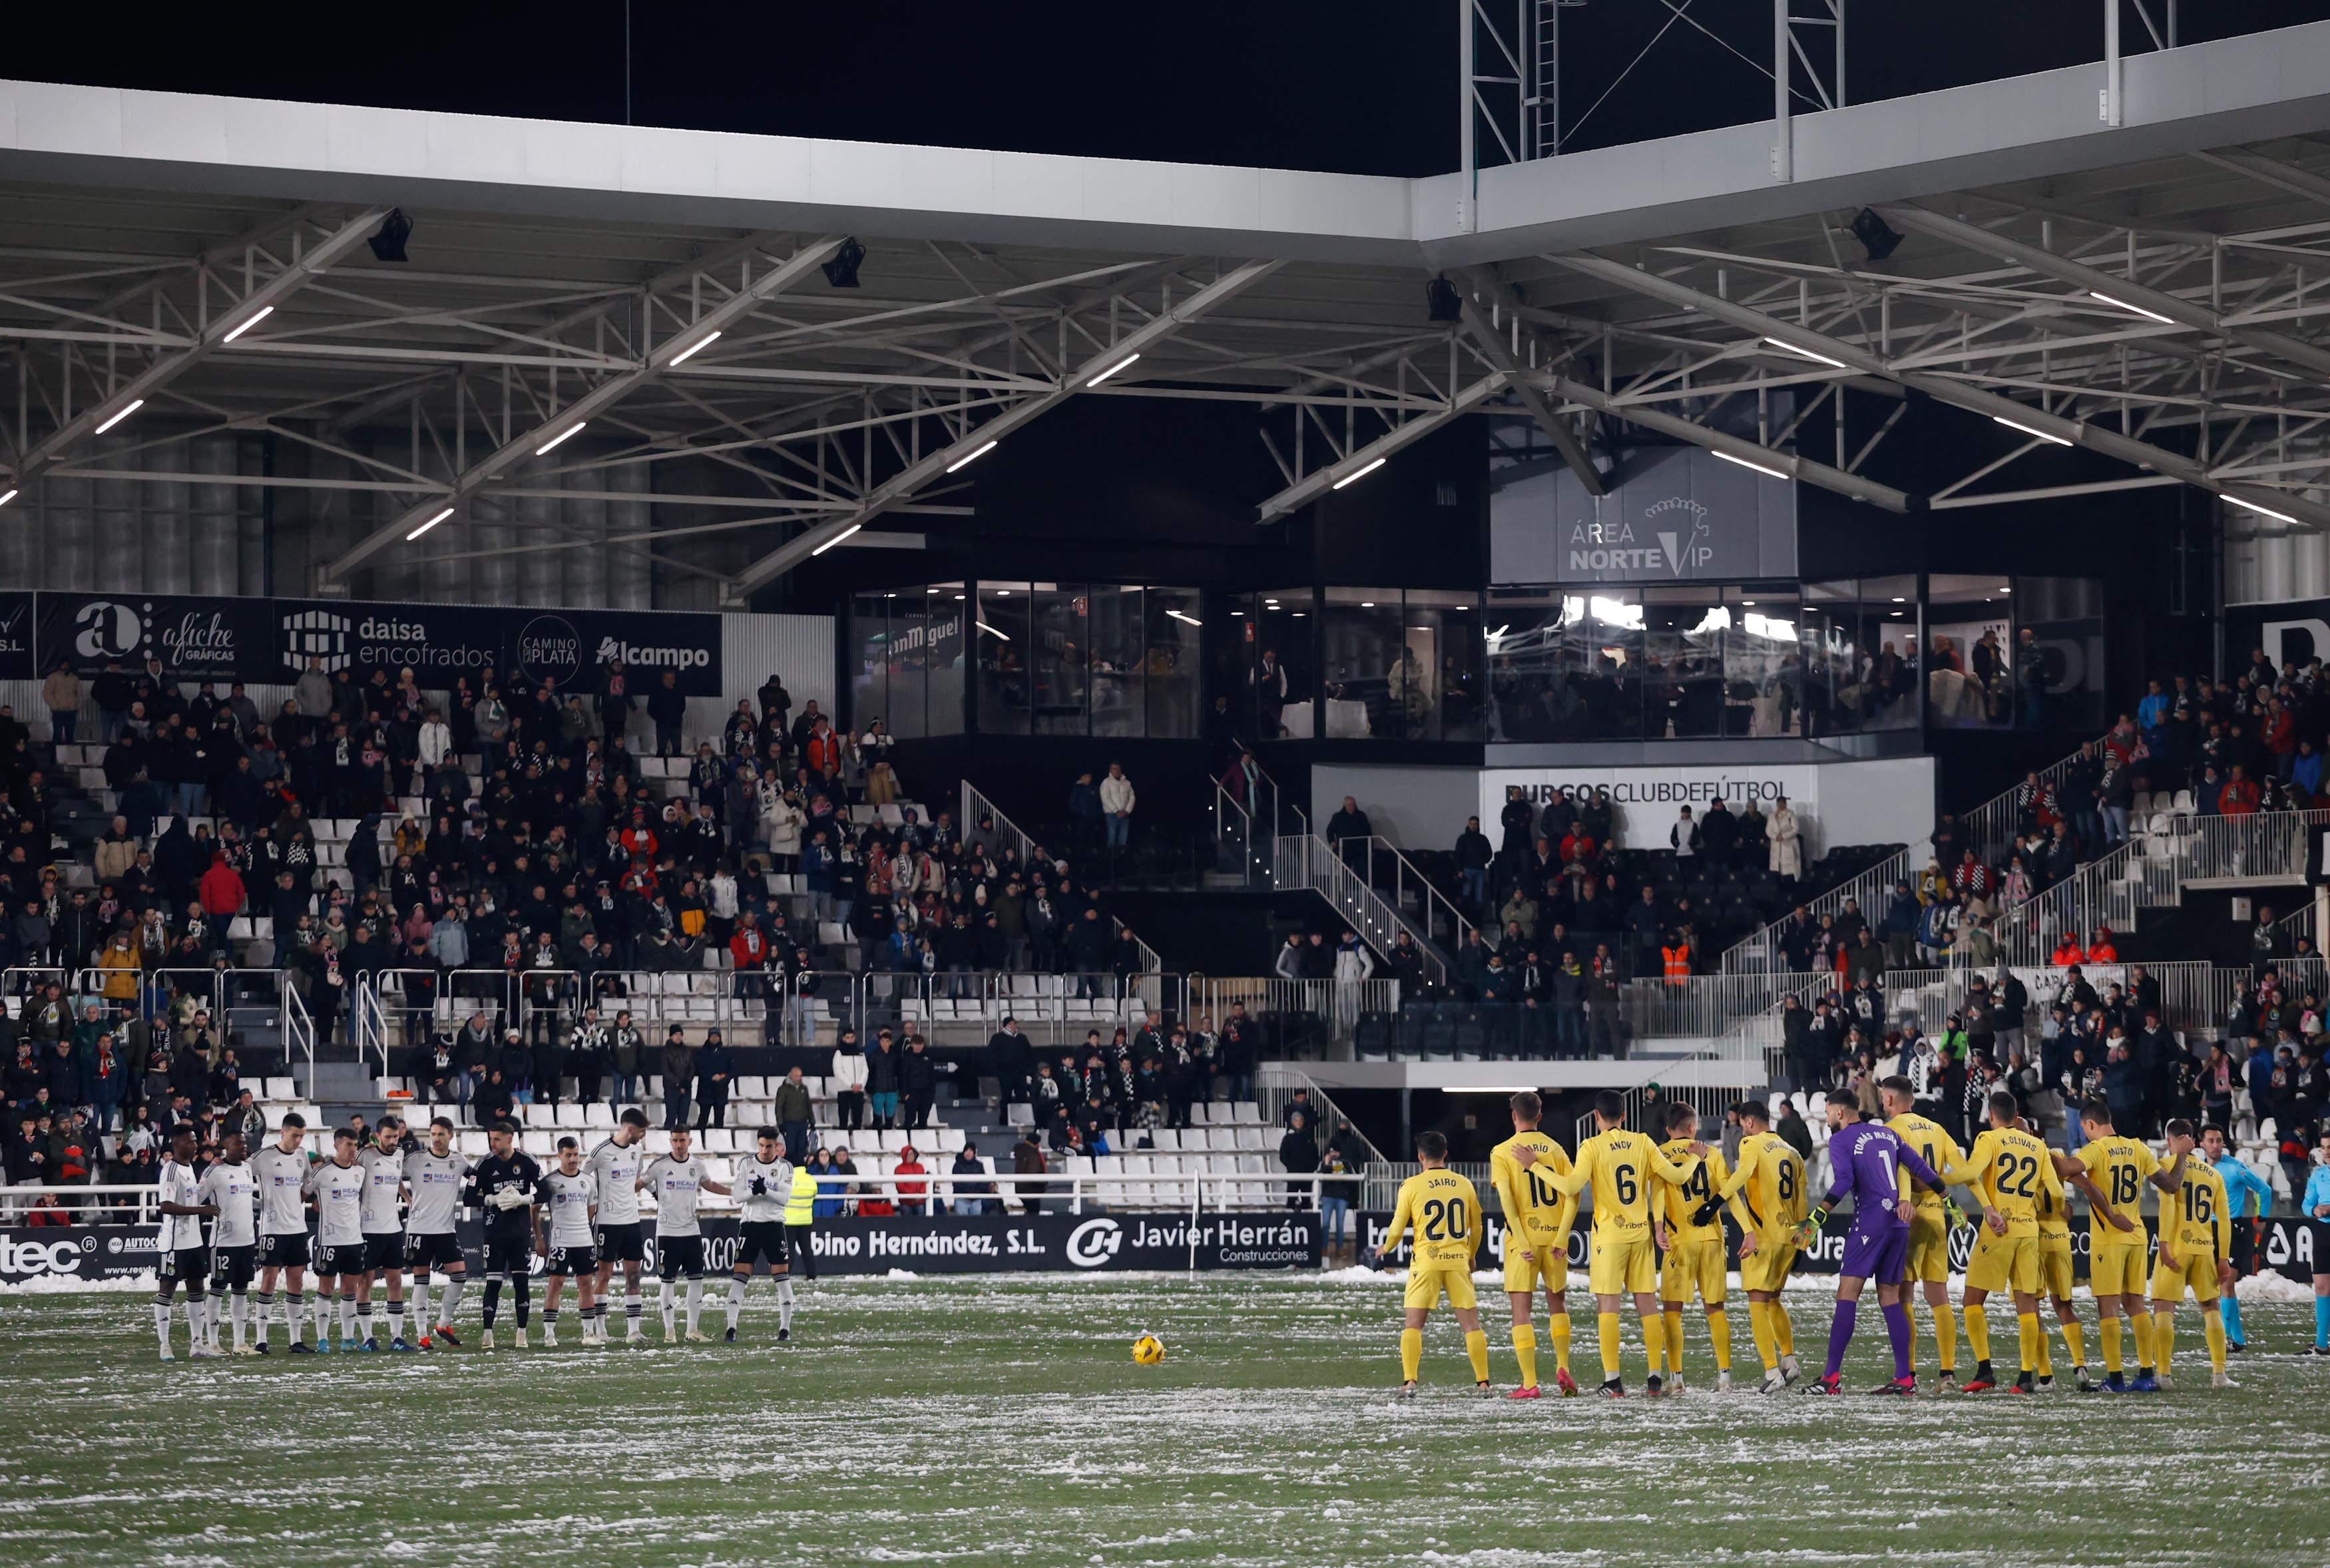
[726,1276,748,1330]
[409,1276,430,1328]
[154,1298,174,1353]
[685,1278,704,1334]
[660,1278,678,1335]
[230,1292,249,1349]
[779,1277,796,1333]
[254,1291,273,1346]
[338,1298,357,1340]
[287,1292,308,1342]
[194,1295,214,1350]
[315,1293,336,1343]
[356,1302,373,1342]
[543,1308,560,1342]
[440,1276,465,1326]
[387,1302,405,1341]
[626,1286,644,1332]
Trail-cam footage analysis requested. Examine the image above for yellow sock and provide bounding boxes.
[1965,1302,1991,1366]
[1708,1305,1732,1371]
[2061,1316,2085,1372]
[2130,1310,2156,1372]
[2016,1312,2041,1373]
[1749,1300,1777,1370]
[1663,1308,1685,1380]
[1772,1302,1794,1357]
[1511,1323,1538,1389]
[2153,1310,2174,1373]
[1399,1328,1422,1384]
[1548,1313,1572,1374]
[2101,1314,2124,1374]
[2034,1315,2053,1378]
[1465,1329,1490,1384]
[1936,1302,1957,1373]
[1597,1310,1622,1382]
[2203,1311,2226,1374]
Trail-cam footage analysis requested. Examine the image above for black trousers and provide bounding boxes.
[786,1222,816,1279]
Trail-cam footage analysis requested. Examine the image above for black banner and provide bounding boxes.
[1354,1212,2322,1286]
[24,594,724,696]
[2224,596,2330,670]
[0,1211,1320,1284]
[39,592,275,683]
[0,591,35,680]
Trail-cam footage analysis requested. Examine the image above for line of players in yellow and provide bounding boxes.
[1373,1079,2239,1397]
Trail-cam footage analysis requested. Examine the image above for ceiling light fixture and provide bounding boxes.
[666,329,722,366]
[2226,495,2300,526]
[405,505,455,542]
[1762,336,1847,369]
[1849,207,1904,262]
[1992,414,2072,447]
[976,620,1010,640]
[1426,276,1463,323]
[820,237,865,289]
[810,523,863,556]
[534,421,586,456]
[1331,456,1387,490]
[93,399,144,435]
[945,439,999,474]
[221,304,274,343]
[1714,449,1790,480]
[1086,353,1140,387]
[2089,290,2174,325]
[366,209,413,264]
[1166,608,1202,627]
[0,489,18,508]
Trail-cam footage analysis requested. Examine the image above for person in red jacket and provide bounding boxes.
[2219,764,2263,817]
[893,1145,929,1215]
[2086,927,2120,962]
[197,853,246,918]
[729,910,769,972]
[2050,933,2086,966]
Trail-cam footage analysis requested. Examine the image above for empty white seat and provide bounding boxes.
[1234,1127,1268,1151]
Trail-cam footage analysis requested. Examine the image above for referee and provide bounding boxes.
[2204,1124,2274,1355]
[2305,1136,2330,1356]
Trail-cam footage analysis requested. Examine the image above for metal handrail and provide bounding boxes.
[1272,833,1445,988]
[962,779,1163,972]
[1347,833,1475,961]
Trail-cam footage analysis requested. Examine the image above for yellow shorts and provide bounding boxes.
[2090,1242,2150,1297]
[1739,1233,1798,1293]
[1501,1232,1570,1296]
[1658,1237,1728,1306]
[1905,1206,1951,1284]
[2038,1232,2074,1301]
[1964,1228,2037,1295]
[1587,1230,1657,1296]
[2148,1250,2219,1305]
[1404,1265,1479,1312]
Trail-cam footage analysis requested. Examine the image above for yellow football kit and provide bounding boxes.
[1550,1128,1700,1296]
[1656,1137,1732,1307]
[2078,1135,2160,1297]
[1885,1111,1965,1284]
[2151,1161,2231,1304]
[1491,1131,1577,1296]
[2034,1183,2074,1302]
[1383,1167,1483,1311]
[1961,1125,2063,1296]
[1722,1131,1808,1292]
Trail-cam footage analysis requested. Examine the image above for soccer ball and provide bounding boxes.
[1131,1334,1165,1365]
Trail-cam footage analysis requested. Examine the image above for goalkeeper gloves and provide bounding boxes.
[1943,1199,1969,1229]
[487,1187,530,1211]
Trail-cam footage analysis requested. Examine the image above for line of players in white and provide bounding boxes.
[149,1107,805,1360]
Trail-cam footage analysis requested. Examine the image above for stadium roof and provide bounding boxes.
[4,19,2330,600]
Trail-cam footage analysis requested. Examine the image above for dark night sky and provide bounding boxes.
[15,1,2330,176]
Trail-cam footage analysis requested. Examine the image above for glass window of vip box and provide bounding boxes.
[848,589,966,739]
[1926,575,2013,730]
[973,583,1201,738]
[1483,588,1793,740]
[2012,576,2104,731]
[1799,576,1919,735]
[1320,590,1483,741]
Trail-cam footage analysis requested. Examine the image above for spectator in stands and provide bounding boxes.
[1278,1109,1319,1209]
[866,1028,901,1131]
[694,1028,733,1129]
[659,1026,694,1131]
[899,1034,939,1131]
[951,1141,993,1215]
[893,1145,929,1215]
[1098,763,1136,851]
[1013,1127,1048,1215]
[2221,763,2262,815]
[1326,796,1372,870]
[42,661,81,745]
[1669,805,1698,859]
[1453,815,1493,909]
[1767,795,1803,878]
[646,671,688,757]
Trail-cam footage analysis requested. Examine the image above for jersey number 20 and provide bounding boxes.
[1423,1197,1470,1241]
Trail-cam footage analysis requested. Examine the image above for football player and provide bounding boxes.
[1522,1089,1704,1397]
[154,1128,218,1361]
[727,1126,796,1343]
[1654,1100,1734,1392]
[198,1129,258,1354]
[471,1120,545,1349]
[251,1113,314,1353]
[1371,1131,1490,1398]
[1721,1100,1809,1392]
[538,1137,600,1346]
[1489,1091,1578,1398]
[1878,1076,1967,1386]
[1956,1091,2064,1393]
[357,1117,416,1350]
[640,1127,731,1342]
[304,1128,371,1352]
[2148,1119,2235,1390]
[403,1115,471,1346]
[590,1108,654,1342]
[2070,1097,2181,1392]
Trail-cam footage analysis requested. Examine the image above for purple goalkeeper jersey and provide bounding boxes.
[1827,1121,1941,1229]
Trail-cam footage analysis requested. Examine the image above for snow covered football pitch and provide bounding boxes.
[2,1273,2327,1567]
